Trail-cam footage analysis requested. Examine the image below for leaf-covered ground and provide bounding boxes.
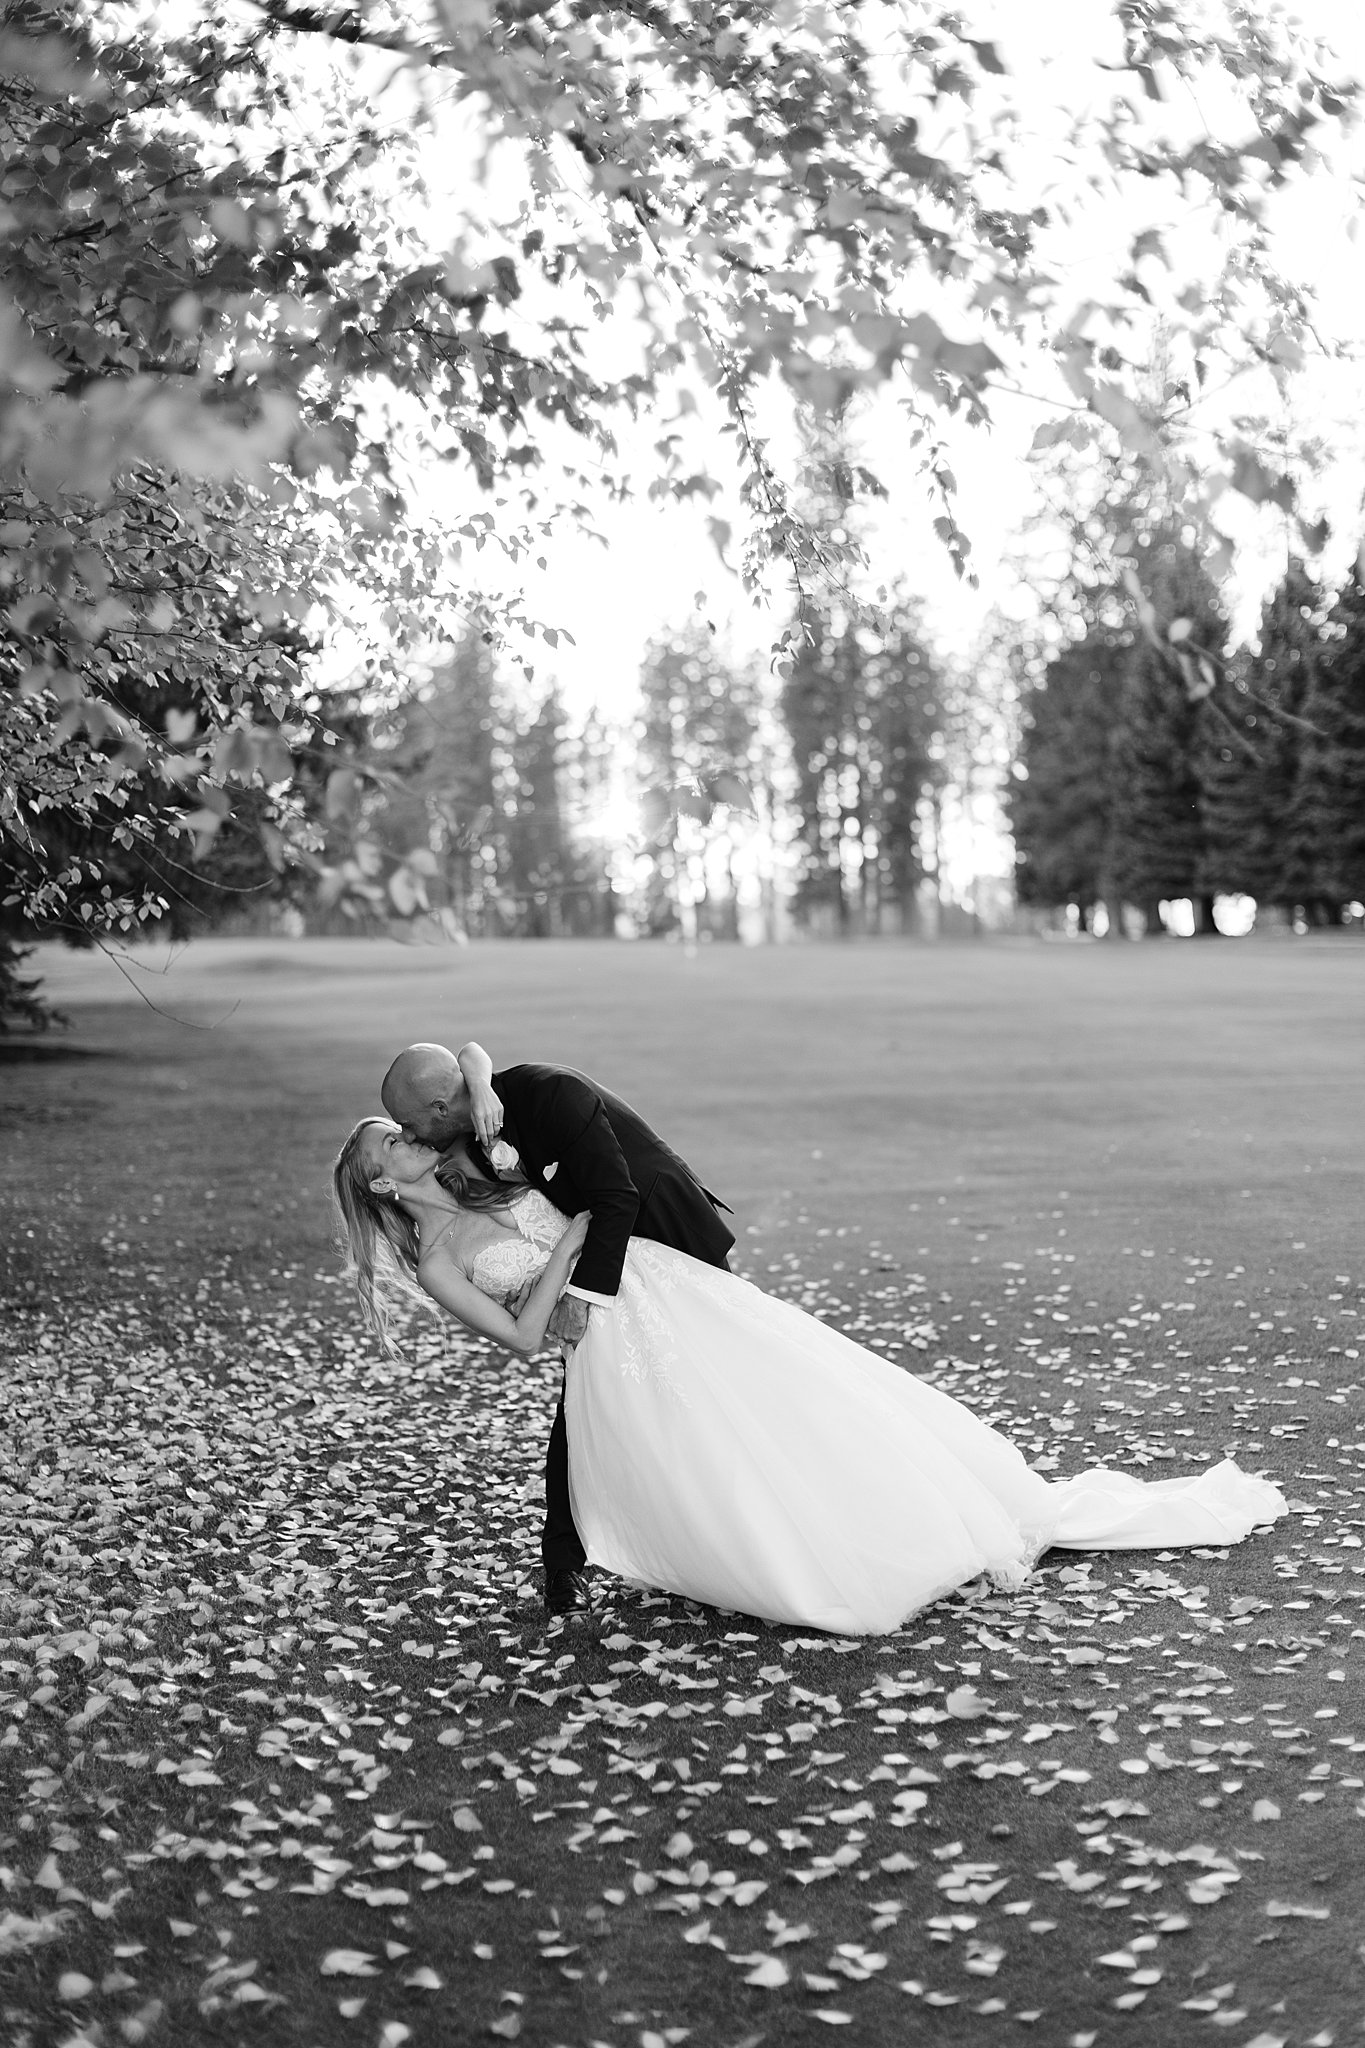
[2,936,1363,2046]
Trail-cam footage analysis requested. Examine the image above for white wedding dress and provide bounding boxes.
[471,1193,1287,1636]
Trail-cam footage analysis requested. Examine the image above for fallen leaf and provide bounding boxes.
[320,1950,380,1977]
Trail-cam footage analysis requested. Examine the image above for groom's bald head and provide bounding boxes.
[381,1042,470,1147]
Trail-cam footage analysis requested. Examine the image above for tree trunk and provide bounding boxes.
[834,839,850,935]
[760,871,777,945]
[721,845,740,942]
[1195,892,1219,935]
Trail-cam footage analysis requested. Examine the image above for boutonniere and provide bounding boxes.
[488,1140,520,1176]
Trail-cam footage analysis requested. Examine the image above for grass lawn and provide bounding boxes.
[2,932,1364,2048]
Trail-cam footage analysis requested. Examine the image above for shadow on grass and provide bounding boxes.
[0,1038,113,1064]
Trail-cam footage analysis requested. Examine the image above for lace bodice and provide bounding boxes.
[468,1190,569,1304]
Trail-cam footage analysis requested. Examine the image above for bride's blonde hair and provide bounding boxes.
[332,1118,432,1351]
[331,1117,529,1350]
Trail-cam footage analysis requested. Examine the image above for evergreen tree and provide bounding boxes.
[1281,564,1365,920]
[636,624,761,939]
[865,611,941,929]
[560,709,622,937]
[369,630,504,934]
[1111,534,1227,933]
[505,692,571,937]
[1010,628,1132,930]
[780,601,941,934]
[781,613,859,933]
[1199,560,1317,909]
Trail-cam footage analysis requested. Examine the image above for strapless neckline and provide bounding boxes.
[467,1191,570,1303]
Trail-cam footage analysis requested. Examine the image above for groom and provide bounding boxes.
[380,1042,734,1615]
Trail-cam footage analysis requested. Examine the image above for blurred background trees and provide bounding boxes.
[4,0,1364,1024]
[7,503,1365,1005]
[782,598,943,936]
[1011,626,1130,936]
[1011,540,1365,938]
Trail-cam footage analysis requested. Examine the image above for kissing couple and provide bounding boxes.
[333,1041,1286,1636]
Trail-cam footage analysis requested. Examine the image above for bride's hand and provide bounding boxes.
[563,1210,591,1255]
[469,1081,503,1149]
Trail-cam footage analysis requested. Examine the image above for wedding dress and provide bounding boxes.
[471,1193,1287,1636]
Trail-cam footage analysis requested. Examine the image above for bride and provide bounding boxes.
[332,1119,1286,1636]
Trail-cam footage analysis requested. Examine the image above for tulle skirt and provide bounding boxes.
[565,1240,1286,1635]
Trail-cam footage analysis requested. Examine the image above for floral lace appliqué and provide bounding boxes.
[469,1192,568,1306]
[610,1240,698,1402]
[468,1201,696,1404]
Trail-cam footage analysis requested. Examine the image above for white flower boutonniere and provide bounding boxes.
[487,1139,520,1176]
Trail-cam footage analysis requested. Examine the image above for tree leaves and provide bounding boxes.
[1,4,609,969]
[6,0,1359,1015]
[1227,446,1297,514]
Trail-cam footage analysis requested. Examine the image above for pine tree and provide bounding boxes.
[780,601,941,934]
[1111,534,1226,933]
[636,623,761,939]
[560,708,622,937]
[866,605,941,929]
[781,614,860,933]
[1199,560,1317,911]
[506,692,570,937]
[371,628,504,934]
[1010,628,1132,930]
[1281,563,1365,920]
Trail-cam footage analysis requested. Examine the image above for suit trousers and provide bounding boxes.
[543,1382,585,1575]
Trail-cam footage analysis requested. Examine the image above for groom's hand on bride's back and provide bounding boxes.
[547,1295,590,1349]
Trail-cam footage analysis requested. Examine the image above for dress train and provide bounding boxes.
[562,1237,1285,1636]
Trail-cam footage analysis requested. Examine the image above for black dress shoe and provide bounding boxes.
[544,1568,590,1616]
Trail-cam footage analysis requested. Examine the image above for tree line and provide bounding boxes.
[4,599,950,965]
[1010,536,1365,935]
[12,504,1361,1017]
[295,599,948,946]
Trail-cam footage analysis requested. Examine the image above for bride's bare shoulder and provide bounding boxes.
[417,1217,477,1281]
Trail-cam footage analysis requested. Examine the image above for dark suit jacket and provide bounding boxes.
[447,1062,733,1297]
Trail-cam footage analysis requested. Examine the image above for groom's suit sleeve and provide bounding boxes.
[497,1065,638,1302]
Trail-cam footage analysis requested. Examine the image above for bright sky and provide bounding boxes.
[395,1,1365,709]
[325,1,1365,884]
